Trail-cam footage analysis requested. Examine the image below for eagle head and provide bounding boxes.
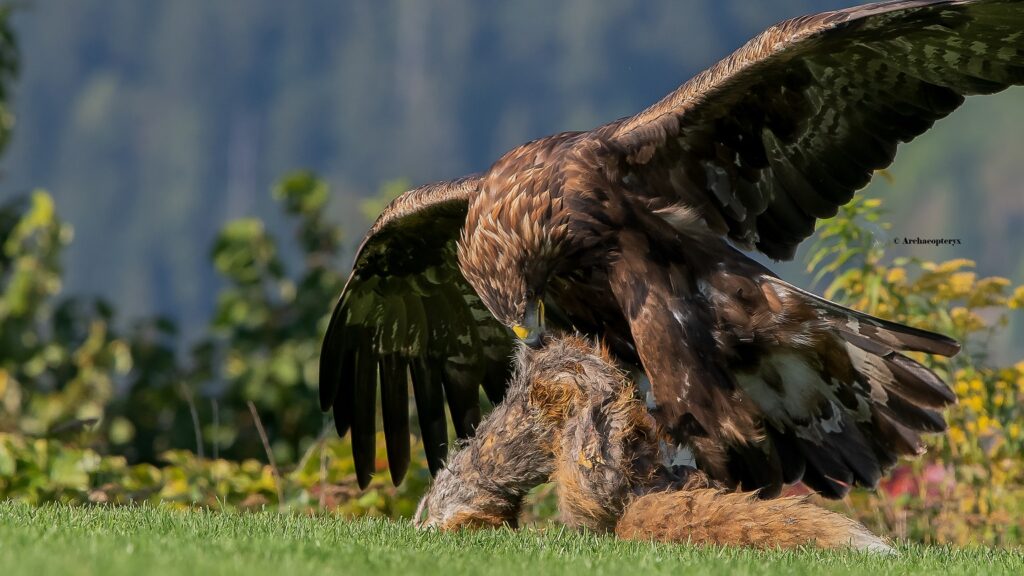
[458,189,572,348]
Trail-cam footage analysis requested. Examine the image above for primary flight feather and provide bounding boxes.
[319,0,1023,495]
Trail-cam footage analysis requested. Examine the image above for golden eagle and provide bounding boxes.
[319,0,1024,497]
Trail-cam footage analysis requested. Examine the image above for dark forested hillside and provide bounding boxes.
[1,0,1022,348]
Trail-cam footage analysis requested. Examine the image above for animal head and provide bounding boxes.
[414,465,520,530]
[458,179,571,347]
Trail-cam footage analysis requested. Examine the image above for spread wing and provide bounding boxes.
[588,0,1023,497]
[602,0,1024,260]
[319,177,514,488]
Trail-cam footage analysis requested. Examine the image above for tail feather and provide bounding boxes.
[830,413,883,487]
[837,312,960,357]
[882,353,957,408]
[871,406,926,458]
[879,394,947,433]
[743,276,956,498]
[767,277,960,357]
[798,445,853,499]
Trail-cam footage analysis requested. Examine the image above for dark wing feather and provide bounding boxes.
[319,177,515,487]
[604,207,960,498]
[601,0,1024,259]
[379,355,411,483]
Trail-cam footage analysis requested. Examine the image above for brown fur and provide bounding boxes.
[417,333,891,552]
[616,490,889,552]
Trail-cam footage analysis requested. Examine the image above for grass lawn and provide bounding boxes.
[0,501,1021,576]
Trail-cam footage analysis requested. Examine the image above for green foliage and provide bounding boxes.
[359,178,410,225]
[0,431,428,518]
[0,16,135,445]
[83,172,350,466]
[806,196,1024,546]
[0,4,16,155]
[0,173,428,518]
[0,192,131,438]
[198,171,346,464]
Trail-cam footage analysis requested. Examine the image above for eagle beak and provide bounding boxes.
[513,299,545,349]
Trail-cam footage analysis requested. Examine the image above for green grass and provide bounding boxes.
[0,502,1021,576]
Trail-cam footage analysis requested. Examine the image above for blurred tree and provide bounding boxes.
[195,171,345,464]
[0,4,16,154]
[1,172,348,468]
[0,191,132,439]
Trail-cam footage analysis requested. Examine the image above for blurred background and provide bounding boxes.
[3,0,1023,344]
[1,0,1023,544]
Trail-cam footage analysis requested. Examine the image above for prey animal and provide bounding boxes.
[416,334,892,552]
[320,0,1024,498]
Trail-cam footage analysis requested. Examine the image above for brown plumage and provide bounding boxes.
[417,334,891,552]
[321,0,1024,494]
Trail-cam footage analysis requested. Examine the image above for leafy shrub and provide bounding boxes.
[0,431,429,518]
[806,196,1024,546]
[0,173,431,519]
[0,192,131,439]
[183,172,346,464]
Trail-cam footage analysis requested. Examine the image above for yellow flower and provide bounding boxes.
[993,393,1005,407]
[977,416,1001,432]
[955,381,970,396]
[948,271,976,294]
[977,276,1011,290]
[886,267,906,284]
[1009,424,1021,439]
[1009,285,1024,309]
[948,426,967,445]
[923,258,975,274]
[970,378,984,393]
[964,396,984,413]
